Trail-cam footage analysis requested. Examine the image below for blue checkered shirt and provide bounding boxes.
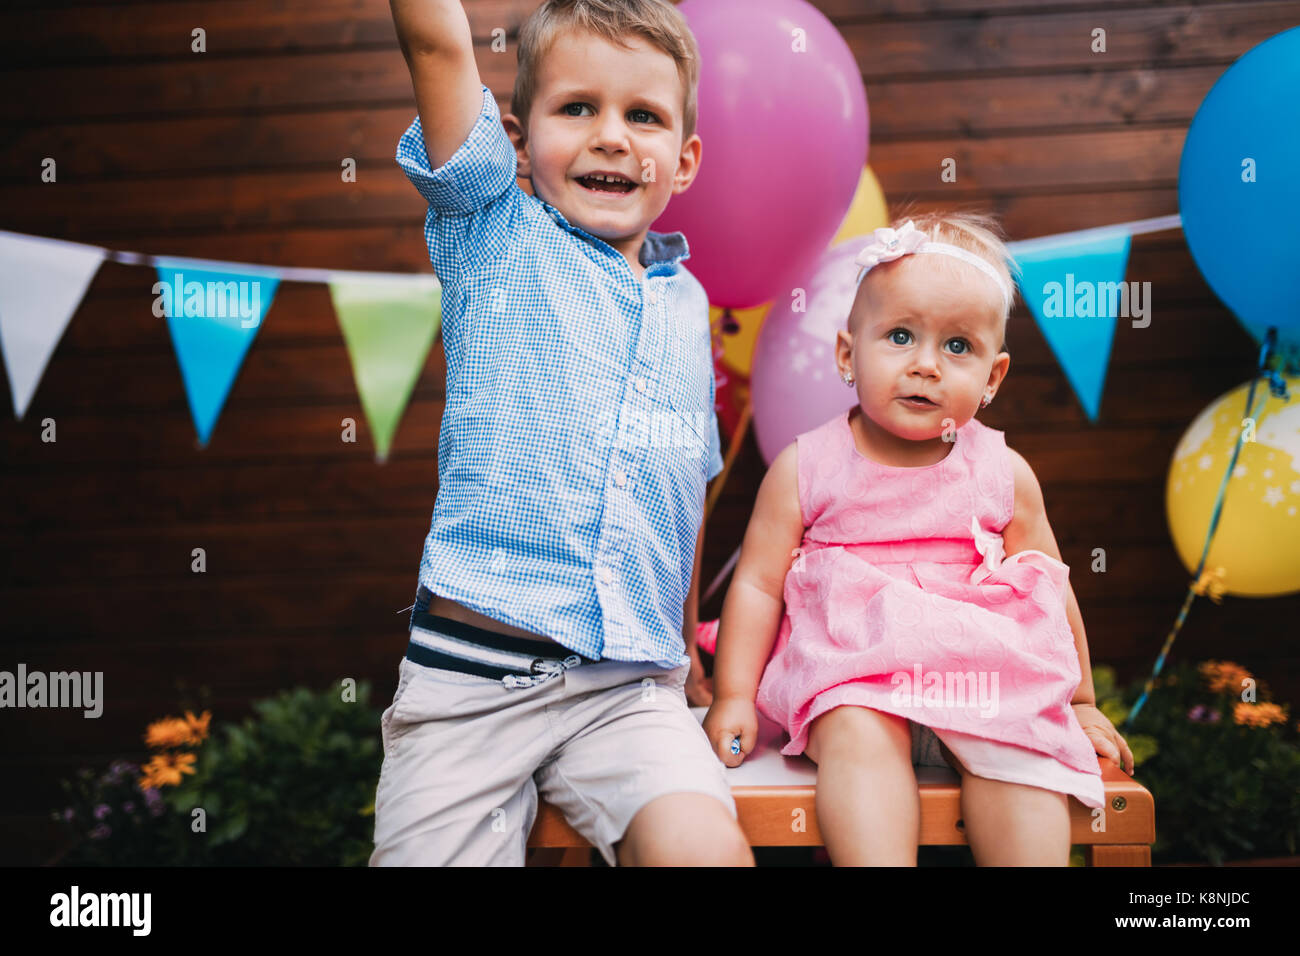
[397,85,724,668]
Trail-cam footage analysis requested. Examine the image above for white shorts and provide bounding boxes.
[370,636,737,866]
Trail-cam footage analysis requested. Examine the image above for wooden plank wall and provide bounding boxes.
[2,0,1298,865]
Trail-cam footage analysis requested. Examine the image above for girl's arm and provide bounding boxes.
[1001,449,1094,704]
[1003,448,1135,773]
[712,442,806,702]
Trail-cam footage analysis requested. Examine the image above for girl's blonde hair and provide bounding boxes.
[512,0,701,140]
[855,204,1021,351]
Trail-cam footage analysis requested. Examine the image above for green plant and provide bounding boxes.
[53,683,384,866]
[1101,659,1300,865]
[166,685,383,866]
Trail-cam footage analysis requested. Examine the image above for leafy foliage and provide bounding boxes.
[54,683,383,866]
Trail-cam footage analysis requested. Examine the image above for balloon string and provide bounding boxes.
[1123,328,1280,727]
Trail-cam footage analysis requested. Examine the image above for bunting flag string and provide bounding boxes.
[1,214,1180,456]
[0,229,442,456]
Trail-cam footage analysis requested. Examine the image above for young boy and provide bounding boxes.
[371,0,754,866]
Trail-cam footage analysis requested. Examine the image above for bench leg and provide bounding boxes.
[1083,845,1151,866]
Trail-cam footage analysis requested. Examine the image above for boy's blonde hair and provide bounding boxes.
[512,0,701,140]
[854,204,1021,352]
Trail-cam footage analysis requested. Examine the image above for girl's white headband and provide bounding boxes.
[853,220,1014,314]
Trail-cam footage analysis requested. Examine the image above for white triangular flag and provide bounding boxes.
[0,230,105,419]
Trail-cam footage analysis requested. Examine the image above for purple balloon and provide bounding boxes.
[751,240,866,464]
[655,0,868,309]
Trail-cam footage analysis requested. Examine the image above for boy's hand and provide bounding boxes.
[702,697,759,768]
[685,641,713,706]
[1073,702,1135,775]
[389,0,482,169]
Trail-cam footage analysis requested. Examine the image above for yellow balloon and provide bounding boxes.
[832,166,890,247]
[708,302,769,378]
[1165,376,1300,597]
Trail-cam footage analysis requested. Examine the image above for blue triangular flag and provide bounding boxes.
[1010,234,1132,422]
[154,261,278,446]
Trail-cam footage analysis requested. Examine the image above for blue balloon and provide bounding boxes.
[1179,26,1300,371]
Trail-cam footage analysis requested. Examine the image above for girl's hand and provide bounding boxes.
[685,641,713,706]
[1073,703,1135,775]
[702,697,759,768]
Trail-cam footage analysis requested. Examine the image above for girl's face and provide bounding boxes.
[836,255,1010,444]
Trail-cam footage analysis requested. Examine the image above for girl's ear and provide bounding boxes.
[834,329,854,376]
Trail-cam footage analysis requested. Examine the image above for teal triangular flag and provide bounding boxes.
[1010,234,1132,422]
[155,262,278,446]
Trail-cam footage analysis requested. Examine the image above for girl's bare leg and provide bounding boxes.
[805,706,917,866]
[946,745,1071,866]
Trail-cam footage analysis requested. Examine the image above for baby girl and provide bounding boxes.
[701,209,1134,866]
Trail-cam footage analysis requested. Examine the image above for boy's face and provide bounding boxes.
[503,29,702,257]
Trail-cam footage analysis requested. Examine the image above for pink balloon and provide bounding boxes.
[655,0,869,309]
[751,241,866,464]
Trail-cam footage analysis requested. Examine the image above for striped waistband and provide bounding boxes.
[407,611,599,689]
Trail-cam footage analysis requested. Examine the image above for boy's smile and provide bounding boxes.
[503,29,701,275]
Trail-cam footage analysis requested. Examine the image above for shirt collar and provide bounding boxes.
[537,198,691,270]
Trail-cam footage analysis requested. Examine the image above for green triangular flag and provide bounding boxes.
[328,274,440,462]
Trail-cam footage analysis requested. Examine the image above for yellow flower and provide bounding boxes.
[144,717,191,749]
[183,710,211,743]
[1233,701,1287,728]
[137,752,198,788]
[144,710,212,748]
[1200,660,1254,695]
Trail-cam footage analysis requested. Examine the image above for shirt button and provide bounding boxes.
[646,289,658,305]
[599,567,614,585]
[635,377,647,393]
[613,470,627,487]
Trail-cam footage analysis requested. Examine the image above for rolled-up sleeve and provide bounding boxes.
[396,85,517,213]
[396,85,519,282]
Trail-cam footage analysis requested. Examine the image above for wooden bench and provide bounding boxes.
[526,706,1154,866]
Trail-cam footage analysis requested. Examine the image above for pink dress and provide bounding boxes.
[756,407,1104,809]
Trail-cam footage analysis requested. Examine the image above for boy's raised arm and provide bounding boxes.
[390,0,485,170]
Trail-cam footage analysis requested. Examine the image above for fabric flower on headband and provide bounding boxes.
[853,221,927,271]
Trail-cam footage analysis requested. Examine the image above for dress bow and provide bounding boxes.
[969,514,1006,585]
